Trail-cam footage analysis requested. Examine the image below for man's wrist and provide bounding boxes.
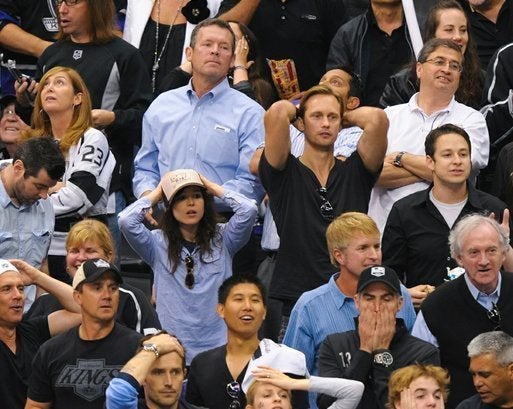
[393,151,406,167]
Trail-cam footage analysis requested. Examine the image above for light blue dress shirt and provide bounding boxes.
[0,161,55,311]
[133,78,265,210]
[118,190,257,364]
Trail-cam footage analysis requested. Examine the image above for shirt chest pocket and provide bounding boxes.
[194,250,224,284]
[0,231,16,257]
[20,229,51,266]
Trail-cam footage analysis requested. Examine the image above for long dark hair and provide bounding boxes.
[162,187,222,273]
[423,0,484,108]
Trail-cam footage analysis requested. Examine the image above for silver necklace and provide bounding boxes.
[152,0,185,92]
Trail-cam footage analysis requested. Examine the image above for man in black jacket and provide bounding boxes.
[318,265,440,409]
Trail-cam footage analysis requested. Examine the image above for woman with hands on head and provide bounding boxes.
[388,364,450,409]
[247,366,364,409]
[118,169,258,365]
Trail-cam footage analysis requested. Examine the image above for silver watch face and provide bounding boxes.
[374,351,393,367]
[143,343,158,355]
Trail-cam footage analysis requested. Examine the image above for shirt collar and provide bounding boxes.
[408,93,455,115]
[186,77,231,102]
[329,273,355,309]
[464,272,501,308]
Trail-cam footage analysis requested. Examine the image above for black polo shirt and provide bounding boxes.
[364,12,411,106]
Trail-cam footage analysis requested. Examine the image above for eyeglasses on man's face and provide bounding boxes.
[54,0,85,7]
[423,57,463,73]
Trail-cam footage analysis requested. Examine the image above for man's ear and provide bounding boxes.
[346,96,360,110]
[12,159,25,177]
[186,46,193,62]
[295,116,305,132]
[333,248,345,267]
[426,155,435,172]
[216,303,225,319]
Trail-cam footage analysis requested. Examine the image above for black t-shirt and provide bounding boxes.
[0,317,51,409]
[27,323,142,409]
[259,151,378,301]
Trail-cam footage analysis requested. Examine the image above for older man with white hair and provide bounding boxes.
[413,215,513,409]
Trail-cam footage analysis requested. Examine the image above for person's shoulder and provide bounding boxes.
[324,329,356,346]
[336,11,367,33]
[393,188,427,209]
[106,35,141,54]
[190,344,226,364]
[455,393,488,409]
[294,280,334,309]
[84,127,108,142]
[38,325,77,351]
[180,399,209,409]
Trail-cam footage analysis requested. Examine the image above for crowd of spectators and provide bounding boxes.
[1,0,513,408]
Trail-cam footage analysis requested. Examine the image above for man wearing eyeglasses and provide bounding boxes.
[457,331,513,409]
[412,214,513,409]
[368,37,489,242]
[259,84,387,343]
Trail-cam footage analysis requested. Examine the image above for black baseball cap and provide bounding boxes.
[357,265,401,294]
[0,94,15,110]
[72,258,123,290]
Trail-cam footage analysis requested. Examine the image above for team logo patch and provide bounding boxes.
[94,259,110,268]
[55,359,121,401]
[370,266,385,277]
[73,50,83,60]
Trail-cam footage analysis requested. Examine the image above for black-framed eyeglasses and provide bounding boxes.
[184,255,195,289]
[487,303,502,331]
[318,187,334,221]
[226,381,241,409]
[423,57,463,73]
[54,0,84,7]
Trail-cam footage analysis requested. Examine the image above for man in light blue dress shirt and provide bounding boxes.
[283,212,416,408]
[0,138,65,311]
[133,18,265,213]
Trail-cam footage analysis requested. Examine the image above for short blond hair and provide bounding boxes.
[388,365,450,409]
[326,212,379,267]
[66,219,115,261]
[245,381,292,407]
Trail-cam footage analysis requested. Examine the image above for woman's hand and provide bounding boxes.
[234,36,253,70]
[198,173,224,198]
[252,366,298,390]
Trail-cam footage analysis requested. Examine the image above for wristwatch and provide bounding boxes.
[373,350,393,367]
[142,343,160,358]
[393,151,406,167]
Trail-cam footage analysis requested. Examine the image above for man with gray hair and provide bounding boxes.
[456,331,513,409]
[412,214,513,409]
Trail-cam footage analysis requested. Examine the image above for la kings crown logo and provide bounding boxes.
[55,359,121,401]
[42,0,59,32]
